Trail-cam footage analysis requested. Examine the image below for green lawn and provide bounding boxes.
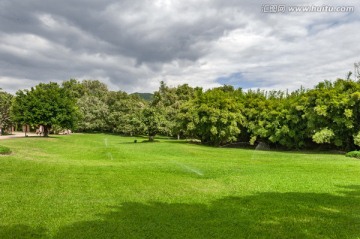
[0,134,359,238]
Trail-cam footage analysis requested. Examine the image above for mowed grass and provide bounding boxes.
[0,134,359,238]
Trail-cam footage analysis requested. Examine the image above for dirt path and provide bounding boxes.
[0,132,38,140]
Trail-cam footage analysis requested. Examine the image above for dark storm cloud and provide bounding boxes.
[0,0,250,92]
[1,0,243,63]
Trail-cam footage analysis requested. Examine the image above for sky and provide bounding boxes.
[0,0,359,94]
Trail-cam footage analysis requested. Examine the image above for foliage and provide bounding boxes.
[242,79,360,150]
[345,150,360,159]
[354,131,360,147]
[9,76,360,149]
[107,92,145,135]
[151,81,196,138]
[141,106,164,141]
[62,79,86,98]
[312,128,335,144]
[11,82,78,136]
[0,145,11,154]
[243,89,310,149]
[304,79,360,150]
[62,79,146,135]
[0,90,13,130]
[180,86,245,145]
[77,95,110,132]
[132,92,154,101]
[81,80,109,100]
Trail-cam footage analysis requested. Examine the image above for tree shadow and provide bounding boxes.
[25,136,56,139]
[161,140,189,144]
[1,186,359,238]
[52,186,359,239]
[0,225,48,239]
[118,140,161,145]
[9,135,60,140]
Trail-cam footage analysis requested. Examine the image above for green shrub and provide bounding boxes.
[0,145,11,155]
[354,132,360,147]
[345,151,360,159]
[312,128,334,144]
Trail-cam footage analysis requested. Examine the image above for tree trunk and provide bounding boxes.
[43,126,49,137]
[149,135,154,142]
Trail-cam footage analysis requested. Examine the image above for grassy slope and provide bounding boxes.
[0,134,359,238]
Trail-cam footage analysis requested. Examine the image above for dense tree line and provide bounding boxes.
[2,77,360,150]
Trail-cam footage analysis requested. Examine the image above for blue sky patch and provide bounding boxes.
[216,72,260,89]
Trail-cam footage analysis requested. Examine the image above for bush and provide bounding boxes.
[354,132,360,147]
[0,145,11,155]
[345,151,360,159]
[312,128,334,144]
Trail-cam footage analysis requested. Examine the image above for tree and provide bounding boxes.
[11,82,78,136]
[354,131,360,147]
[303,79,360,150]
[179,86,245,146]
[69,79,110,132]
[107,91,145,135]
[151,82,196,138]
[0,89,13,132]
[142,106,164,141]
[81,80,109,100]
[243,88,311,149]
[62,79,85,99]
[77,95,109,132]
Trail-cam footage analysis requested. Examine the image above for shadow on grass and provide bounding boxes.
[2,186,360,239]
[163,140,193,145]
[9,136,60,140]
[0,225,48,239]
[118,140,161,145]
[54,187,360,238]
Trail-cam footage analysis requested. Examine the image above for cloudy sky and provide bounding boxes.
[0,0,359,94]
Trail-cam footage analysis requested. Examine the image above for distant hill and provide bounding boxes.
[132,92,154,101]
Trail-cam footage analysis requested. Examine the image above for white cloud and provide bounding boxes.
[0,0,359,93]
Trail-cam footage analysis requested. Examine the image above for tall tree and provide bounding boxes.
[81,80,109,100]
[62,79,85,99]
[107,91,145,135]
[304,79,360,150]
[243,88,311,149]
[77,95,109,132]
[71,79,110,132]
[11,82,78,136]
[151,81,196,138]
[179,86,245,146]
[0,89,13,132]
[142,105,164,141]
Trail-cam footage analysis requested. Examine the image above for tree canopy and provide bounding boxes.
[4,75,360,150]
[11,82,78,136]
[179,86,244,145]
[0,89,13,131]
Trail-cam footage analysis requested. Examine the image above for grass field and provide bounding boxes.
[0,133,359,238]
